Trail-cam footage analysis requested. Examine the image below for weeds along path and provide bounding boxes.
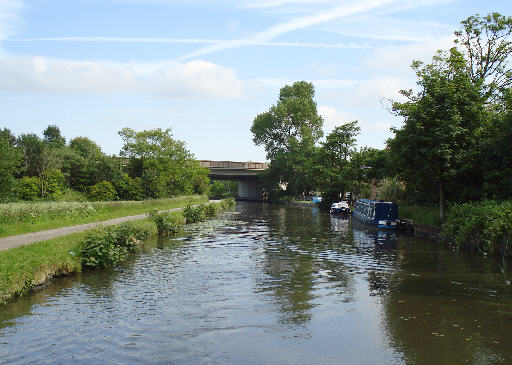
[0,200,222,251]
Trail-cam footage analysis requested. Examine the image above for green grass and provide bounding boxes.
[0,195,208,238]
[0,231,85,305]
[399,204,441,227]
[0,199,234,305]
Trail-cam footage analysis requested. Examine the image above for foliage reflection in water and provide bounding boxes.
[0,202,511,364]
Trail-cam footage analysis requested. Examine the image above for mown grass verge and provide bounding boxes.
[0,199,235,305]
[0,195,208,238]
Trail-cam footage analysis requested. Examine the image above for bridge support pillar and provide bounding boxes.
[237,180,263,200]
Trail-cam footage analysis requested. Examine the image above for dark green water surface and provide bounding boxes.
[1,202,512,364]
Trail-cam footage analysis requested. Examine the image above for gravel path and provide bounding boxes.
[0,201,221,251]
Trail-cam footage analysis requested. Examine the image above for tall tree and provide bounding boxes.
[388,48,486,222]
[119,128,209,198]
[316,121,360,208]
[455,12,512,100]
[251,81,324,197]
[0,129,23,202]
[43,124,66,149]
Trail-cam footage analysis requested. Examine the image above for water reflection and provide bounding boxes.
[0,202,511,364]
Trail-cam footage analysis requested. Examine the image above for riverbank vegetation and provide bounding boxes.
[0,199,235,305]
[443,201,512,257]
[0,126,210,203]
[251,13,512,256]
[0,195,208,237]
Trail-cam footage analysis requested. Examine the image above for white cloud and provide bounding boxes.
[365,36,455,76]
[316,77,412,107]
[319,105,392,140]
[319,105,358,127]
[0,56,253,99]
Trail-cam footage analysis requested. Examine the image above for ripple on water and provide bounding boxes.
[1,204,512,365]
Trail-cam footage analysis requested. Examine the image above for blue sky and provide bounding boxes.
[0,0,511,162]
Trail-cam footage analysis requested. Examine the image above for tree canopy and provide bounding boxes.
[251,81,324,198]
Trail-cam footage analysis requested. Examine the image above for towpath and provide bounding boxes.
[0,201,221,251]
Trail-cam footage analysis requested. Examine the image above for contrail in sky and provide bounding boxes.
[8,37,372,49]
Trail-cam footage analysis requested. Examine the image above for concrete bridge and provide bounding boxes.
[198,160,268,200]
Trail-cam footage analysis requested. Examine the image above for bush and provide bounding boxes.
[220,198,235,209]
[78,223,150,268]
[89,181,118,201]
[42,169,66,200]
[149,210,184,235]
[17,176,40,201]
[443,200,512,257]
[204,203,217,218]
[114,174,145,201]
[183,204,206,224]
[0,174,18,203]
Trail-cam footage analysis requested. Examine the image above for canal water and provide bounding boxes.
[1,202,512,364]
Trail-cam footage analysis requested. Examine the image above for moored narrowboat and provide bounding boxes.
[352,199,398,228]
[330,201,351,214]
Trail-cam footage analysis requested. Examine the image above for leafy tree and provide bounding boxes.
[251,81,323,160]
[455,13,512,100]
[0,128,23,202]
[17,176,40,201]
[113,173,145,201]
[43,124,66,149]
[208,180,237,199]
[119,128,209,198]
[64,137,122,191]
[41,169,66,200]
[69,137,103,160]
[316,121,360,208]
[388,48,486,222]
[89,181,118,201]
[251,81,324,198]
[480,88,512,199]
[17,133,46,177]
[60,148,89,191]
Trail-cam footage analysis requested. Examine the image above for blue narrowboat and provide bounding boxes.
[352,199,399,228]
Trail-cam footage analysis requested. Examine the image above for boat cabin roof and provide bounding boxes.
[356,199,397,206]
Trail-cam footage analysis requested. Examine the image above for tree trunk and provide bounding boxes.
[439,181,445,224]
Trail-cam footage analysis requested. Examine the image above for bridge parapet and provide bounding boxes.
[199,160,269,170]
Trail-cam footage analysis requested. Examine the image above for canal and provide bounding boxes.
[1,202,511,364]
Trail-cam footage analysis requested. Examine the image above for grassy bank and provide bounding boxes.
[0,195,208,238]
[0,199,234,305]
[442,200,512,257]
[398,204,441,227]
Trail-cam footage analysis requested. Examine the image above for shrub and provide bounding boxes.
[78,223,149,268]
[17,176,40,201]
[89,181,118,201]
[204,203,217,219]
[114,174,145,201]
[42,169,66,200]
[443,200,512,257]
[220,198,235,209]
[149,210,184,235]
[0,174,18,203]
[183,204,206,224]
